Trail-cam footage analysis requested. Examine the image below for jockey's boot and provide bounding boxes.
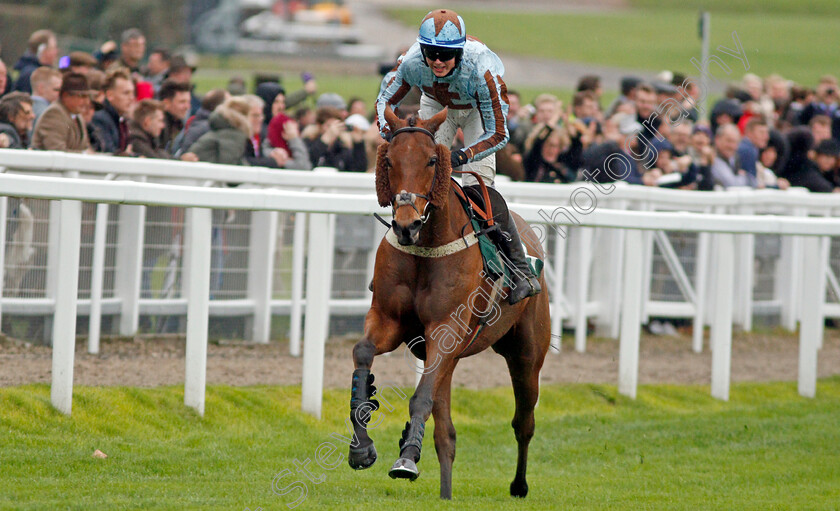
[497,211,542,305]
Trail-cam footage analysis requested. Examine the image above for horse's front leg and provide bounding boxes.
[388,340,456,485]
[348,310,404,470]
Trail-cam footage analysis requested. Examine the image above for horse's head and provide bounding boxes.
[376,105,451,246]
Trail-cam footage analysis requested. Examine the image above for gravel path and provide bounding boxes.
[3,329,838,389]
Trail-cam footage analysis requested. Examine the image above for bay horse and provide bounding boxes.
[347,106,551,500]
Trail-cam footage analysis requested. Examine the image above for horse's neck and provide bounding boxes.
[416,188,467,248]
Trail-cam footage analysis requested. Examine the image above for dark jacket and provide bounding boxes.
[159,111,185,154]
[128,119,173,159]
[0,121,25,148]
[781,127,835,193]
[188,105,249,165]
[90,100,129,154]
[305,136,366,172]
[581,141,643,185]
[12,53,40,93]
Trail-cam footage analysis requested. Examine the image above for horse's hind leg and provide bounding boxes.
[348,311,404,470]
[502,342,546,498]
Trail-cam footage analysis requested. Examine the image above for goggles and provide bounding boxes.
[422,45,459,62]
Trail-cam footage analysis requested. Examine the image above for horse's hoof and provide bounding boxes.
[348,443,377,470]
[510,479,528,498]
[388,458,420,481]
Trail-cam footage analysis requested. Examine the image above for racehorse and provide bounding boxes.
[347,106,551,500]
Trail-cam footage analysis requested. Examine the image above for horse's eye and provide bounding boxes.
[428,156,437,167]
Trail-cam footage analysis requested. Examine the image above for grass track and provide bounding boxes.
[2,379,840,509]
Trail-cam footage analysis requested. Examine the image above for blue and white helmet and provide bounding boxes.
[417,9,466,49]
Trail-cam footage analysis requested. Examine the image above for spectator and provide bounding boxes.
[255,82,284,133]
[29,67,61,123]
[117,28,146,76]
[523,124,581,183]
[756,137,788,189]
[809,115,832,146]
[710,98,743,135]
[165,55,199,116]
[798,75,840,130]
[295,106,316,131]
[711,124,756,188]
[781,127,835,192]
[13,30,58,93]
[31,72,92,152]
[581,113,644,185]
[64,51,98,75]
[173,88,229,156]
[242,94,310,169]
[315,93,348,118]
[90,68,135,154]
[572,90,601,125]
[188,97,251,166]
[606,76,642,117]
[577,75,602,98]
[813,139,840,185]
[634,83,660,142]
[93,40,119,71]
[0,92,35,149]
[303,106,366,171]
[143,48,170,93]
[0,58,9,97]
[737,117,770,177]
[265,116,311,170]
[226,76,247,96]
[687,125,716,190]
[157,79,192,152]
[129,99,198,161]
[511,93,561,153]
[347,96,367,117]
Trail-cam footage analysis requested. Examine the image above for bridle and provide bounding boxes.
[388,124,439,226]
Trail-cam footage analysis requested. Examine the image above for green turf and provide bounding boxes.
[2,379,840,510]
[387,7,838,85]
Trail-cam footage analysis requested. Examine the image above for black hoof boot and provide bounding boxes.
[389,458,420,480]
[348,369,379,468]
[348,442,377,470]
[510,478,529,498]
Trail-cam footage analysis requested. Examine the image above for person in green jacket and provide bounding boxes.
[187,97,251,166]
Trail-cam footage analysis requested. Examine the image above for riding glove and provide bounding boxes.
[450,149,468,168]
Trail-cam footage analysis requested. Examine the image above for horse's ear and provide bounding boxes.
[384,105,401,133]
[430,144,452,208]
[375,143,392,207]
[424,107,449,134]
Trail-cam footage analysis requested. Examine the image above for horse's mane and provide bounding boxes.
[407,115,418,127]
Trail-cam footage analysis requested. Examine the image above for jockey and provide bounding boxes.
[376,8,541,305]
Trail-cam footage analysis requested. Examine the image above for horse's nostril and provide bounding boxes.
[410,220,422,232]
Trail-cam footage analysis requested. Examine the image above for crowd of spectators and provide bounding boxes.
[2,27,840,194]
[497,72,840,193]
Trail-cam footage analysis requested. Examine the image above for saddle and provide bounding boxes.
[450,172,542,282]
